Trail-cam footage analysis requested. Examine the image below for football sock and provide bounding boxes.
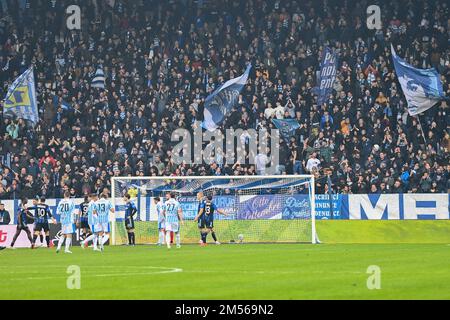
[93,234,98,249]
[32,234,38,244]
[11,230,20,247]
[176,233,180,246]
[165,232,171,247]
[39,234,44,243]
[46,235,50,247]
[211,232,217,242]
[65,237,72,251]
[127,232,132,244]
[84,234,95,244]
[101,234,109,245]
[26,230,33,244]
[57,237,65,250]
[131,232,135,245]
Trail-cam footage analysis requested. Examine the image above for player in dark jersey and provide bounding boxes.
[124,194,137,245]
[194,195,228,246]
[194,192,206,244]
[78,196,91,241]
[31,197,56,248]
[10,198,34,248]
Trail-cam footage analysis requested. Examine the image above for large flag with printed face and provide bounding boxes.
[91,66,105,89]
[391,45,445,116]
[3,67,39,126]
[202,64,251,131]
[272,118,300,142]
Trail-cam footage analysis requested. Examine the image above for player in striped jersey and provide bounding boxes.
[80,194,100,250]
[163,193,183,249]
[154,197,166,245]
[96,193,114,251]
[56,192,76,253]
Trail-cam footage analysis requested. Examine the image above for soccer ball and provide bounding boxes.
[238,234,244,242]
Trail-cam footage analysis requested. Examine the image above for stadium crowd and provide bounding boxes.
[0,0,449,200]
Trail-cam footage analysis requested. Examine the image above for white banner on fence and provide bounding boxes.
[348,194,449,220]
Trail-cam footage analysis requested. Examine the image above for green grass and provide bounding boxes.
[1,220,449,300]
[1,243,449,299]
[317,220,450,243]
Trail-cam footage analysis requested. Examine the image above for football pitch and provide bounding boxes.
[1,242,449,300]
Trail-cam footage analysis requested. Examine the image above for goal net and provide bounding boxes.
[111,175,317,245]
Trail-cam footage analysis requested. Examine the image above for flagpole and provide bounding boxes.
[416,114,427,146]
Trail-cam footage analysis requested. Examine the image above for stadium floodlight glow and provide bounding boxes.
[111,175,317,245]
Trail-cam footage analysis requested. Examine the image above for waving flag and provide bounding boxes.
[3,67,39,126]
[52,95,72,111]
[272,119,300,141]
[316,47,338,106]
[91,66,105,89]
[391,45,445,115]
[202,64,251,131]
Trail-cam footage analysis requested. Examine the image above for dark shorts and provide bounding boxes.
[125,218,135,230]
[17,224,30,231]
[80,220,90,229]
[199,215,214,229]
[34,222,49,232]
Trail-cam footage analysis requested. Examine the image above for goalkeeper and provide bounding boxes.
[123,194,137,245]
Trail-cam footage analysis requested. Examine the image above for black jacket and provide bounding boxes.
[0,209,11,225]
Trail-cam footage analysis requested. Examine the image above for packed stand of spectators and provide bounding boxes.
[0,0,449,199]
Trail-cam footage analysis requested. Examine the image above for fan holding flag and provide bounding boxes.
[391,44,447,144]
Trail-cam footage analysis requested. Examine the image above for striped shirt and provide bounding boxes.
[156,202,166,223]
[96,198,112,224]
[164,199,181,223]
[57,199,75,225]
[87,200,98,225]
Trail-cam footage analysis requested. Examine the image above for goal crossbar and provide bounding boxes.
[111,175,316,245]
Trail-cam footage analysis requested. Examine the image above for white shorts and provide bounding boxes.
[90,223,109,233]
[165,222,179,233]
[100,222,110,233]
[61,223,75,235]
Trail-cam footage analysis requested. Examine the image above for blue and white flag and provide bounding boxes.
[391,45,445,116]
[3,67,39,126]
[91,66,105,89]
[272,119,300,141]
[202,64,251,131]
[316,47,338,106]
[52,95,72,111]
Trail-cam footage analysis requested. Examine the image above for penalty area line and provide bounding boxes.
[3,266,183,281]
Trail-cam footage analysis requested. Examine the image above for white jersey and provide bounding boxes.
[96,198,113,224]
[87,200,98,225]
[57,198,75,225]
[156,202,166,223]
[164,199,181,223]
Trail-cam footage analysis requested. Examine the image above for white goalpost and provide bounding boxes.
[111,175,317,245]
